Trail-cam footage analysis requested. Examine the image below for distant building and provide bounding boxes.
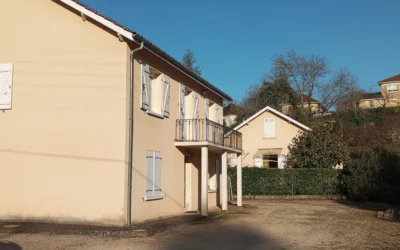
[358,74,400,109]
[281,95,324,115]
[223,103,254,127]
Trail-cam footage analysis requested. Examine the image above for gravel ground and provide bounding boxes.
[1,199,399,250]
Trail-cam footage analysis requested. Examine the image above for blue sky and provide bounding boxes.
[80,0,400,102]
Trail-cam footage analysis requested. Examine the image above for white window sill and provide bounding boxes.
[146,110,164,119]
[208,189,218,193]
[263,137,276,139]
[143,195,164,201]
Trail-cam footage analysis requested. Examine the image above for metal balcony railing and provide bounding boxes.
[175,119,242,150]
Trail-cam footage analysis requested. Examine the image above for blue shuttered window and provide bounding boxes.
[146,150,163,200]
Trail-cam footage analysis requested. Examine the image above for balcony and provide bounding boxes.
[175,119,242,152]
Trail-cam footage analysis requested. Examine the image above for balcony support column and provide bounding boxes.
[237,153,242,207]
[201,146,209,216]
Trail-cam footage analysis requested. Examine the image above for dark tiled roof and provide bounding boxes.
[282,95,320,105]
[223,103,255,116]
[56,0,232,101]
[379,74,400,84]
[359,92,382,100]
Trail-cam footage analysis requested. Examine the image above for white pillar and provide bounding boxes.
[221,151,228,211]
[201,146,208,216]
[237,153,242,207]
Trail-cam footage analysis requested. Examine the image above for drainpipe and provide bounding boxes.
[127,41,144,225]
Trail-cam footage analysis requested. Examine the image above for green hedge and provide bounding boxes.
[228,168,342,196]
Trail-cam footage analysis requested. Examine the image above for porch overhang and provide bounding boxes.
[174,141,243,154]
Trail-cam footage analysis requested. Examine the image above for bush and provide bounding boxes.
[228,168,342,196]
[342,146,400,203]
[287,123,349,168]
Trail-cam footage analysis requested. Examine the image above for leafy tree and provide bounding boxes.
[287,123,349,168]
[241,76,298,112]
[182,48,202,76]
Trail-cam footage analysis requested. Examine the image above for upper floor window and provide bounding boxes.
[264,118,276,138]
[141,64,170,118]
[388,84,398,93]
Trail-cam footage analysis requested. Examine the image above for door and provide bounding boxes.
[179,84,186,140]
[216,158,221,206]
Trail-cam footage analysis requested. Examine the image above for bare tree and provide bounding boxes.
[269,50,329,115]
[269,50,359,116]
[318,68,359,113]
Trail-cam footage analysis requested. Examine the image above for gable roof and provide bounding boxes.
[55,0,232,101]
[379,74,400,84]
[359,92,382,100]
[234,106,311,131]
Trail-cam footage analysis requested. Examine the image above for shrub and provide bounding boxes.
[342,146,400,203]
[228,168,342,196]
[287,123,349,168]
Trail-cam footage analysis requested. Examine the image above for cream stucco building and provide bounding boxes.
[0,0,243,225]
[232,106,310,168]
[357,74,400,109]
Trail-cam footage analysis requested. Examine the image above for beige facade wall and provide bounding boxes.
[358,98,385,109]
[130,48,223,222]
[0,0,128,224]
[282,103,321,114]
[237,111,305,167]
[224,114,237,127]
[381,83,400,107]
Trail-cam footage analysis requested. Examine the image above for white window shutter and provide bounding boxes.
[0,64,13,110]
[146,150,154,198]
[254,155,262,168]
[141,64,150,110]
[179,84,186,140]
[194,93,199,140]
[264,118,276,138]
[154,151,162,197]
[205,99,210,140]
[162,75,170,117]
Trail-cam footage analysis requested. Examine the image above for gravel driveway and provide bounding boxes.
[1,199,399,250]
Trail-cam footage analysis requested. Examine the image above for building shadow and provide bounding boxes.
[0,241,22,250]
[161,221,285,250]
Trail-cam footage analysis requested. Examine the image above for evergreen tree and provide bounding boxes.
[182,49,202,76]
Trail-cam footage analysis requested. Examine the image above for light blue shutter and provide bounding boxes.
[194,93,199,140]
[146,150,154,198]
[141,64,150,110]
[162,75,170,117]
[154,151,162,197]
[215,105,220,143]
[179,84,186,140]
[205,99,210,140]
[0,64,13,110]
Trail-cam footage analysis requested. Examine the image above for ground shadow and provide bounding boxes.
[161,216,286,250]
[334,199,394,212]
[0,241,22,250]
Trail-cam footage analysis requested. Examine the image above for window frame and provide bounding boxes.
[388,84,398,93]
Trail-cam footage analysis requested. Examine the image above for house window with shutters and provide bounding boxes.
[141,64,170,118]
[0,63,13,110]
[145,150,163,201]
[263,118,276,138]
